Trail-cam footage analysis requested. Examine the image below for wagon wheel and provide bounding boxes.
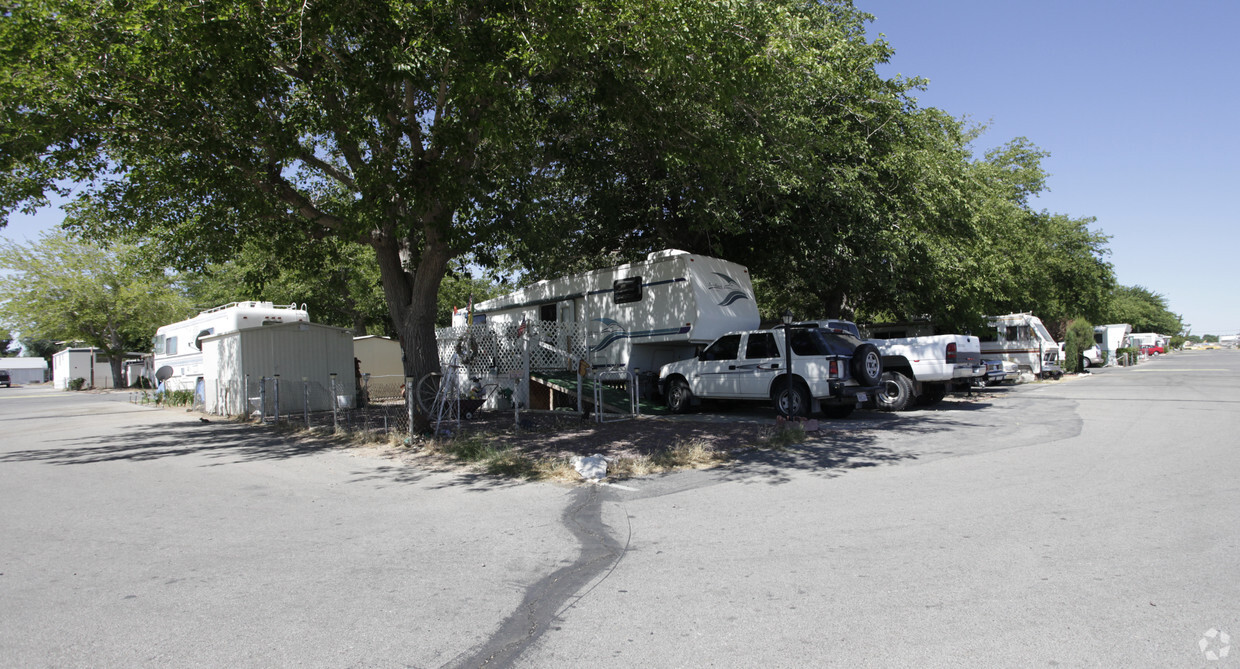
[415,372,443,414]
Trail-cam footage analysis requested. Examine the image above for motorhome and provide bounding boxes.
[979,312,1061,378]
[463,250,760,374]
[152,302,309,392]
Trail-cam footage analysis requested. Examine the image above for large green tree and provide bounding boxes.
[1103,285,1182,334]
[1,0,796,406]
[0,232,192,386]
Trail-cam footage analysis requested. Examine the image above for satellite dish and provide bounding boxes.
[195,329,213,350]
[155,366,175,382]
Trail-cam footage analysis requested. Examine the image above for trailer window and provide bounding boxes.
[165,336,178,355]
[613,277,642,304]
[153,335,166,355]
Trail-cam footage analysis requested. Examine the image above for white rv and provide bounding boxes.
[152,302,309,392]
[979,312,1061,377]
[1094,323,1133,364]
[467,250,760,374]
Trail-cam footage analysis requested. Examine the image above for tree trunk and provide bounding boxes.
[110,355,125,389]
[372,221,452,427]
[821,289,853,321]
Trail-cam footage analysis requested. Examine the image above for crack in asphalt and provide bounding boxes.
[443,484,628,669]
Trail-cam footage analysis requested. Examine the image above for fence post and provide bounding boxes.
[330,373,339,432]
[302,376,310,428]
[405,375,415,441]
[258,377,267,422]
[273,374,281,423]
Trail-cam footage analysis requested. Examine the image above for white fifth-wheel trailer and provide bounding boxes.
[152,301,309,392]
[464,250,760,374]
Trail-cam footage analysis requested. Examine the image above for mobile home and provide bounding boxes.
[465,250,760,374]
[152,302,309,392]
[979,313,1061,377]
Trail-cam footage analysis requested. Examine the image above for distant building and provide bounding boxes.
[0,357,50,385]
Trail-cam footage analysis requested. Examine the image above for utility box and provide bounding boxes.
[201,321,355,416]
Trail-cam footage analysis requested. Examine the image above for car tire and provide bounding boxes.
[666,378,693,414]
[772,378,810,418]
[874,371,913,412]
[916,382,948,406]
[850,344,882,386]
[822,403,855,419]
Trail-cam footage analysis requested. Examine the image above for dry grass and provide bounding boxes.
[607,438,731,479]
[270,410,815,484]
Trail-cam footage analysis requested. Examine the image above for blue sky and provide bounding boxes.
[856,0,1240,335]
[4,1,1237,335]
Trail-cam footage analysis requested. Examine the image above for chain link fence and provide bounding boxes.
[206,374,414,439]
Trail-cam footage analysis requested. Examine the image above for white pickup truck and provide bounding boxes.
[797,321,985,411]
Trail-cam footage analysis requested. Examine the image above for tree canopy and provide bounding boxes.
[0,232,192,385]
[0,0,1146,377]
[1102,285,1182,334]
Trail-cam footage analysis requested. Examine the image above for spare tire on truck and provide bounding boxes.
[850,343,882,386]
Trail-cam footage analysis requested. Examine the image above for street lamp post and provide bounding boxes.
[782,309,794,415]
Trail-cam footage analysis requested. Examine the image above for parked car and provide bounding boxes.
[0,370,9,388]
[1081,344,1103,368]
[975,359,1017,386]
[1141,345,1165,356]
[658,326,882,418]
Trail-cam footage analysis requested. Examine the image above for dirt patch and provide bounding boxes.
[428,411,772,461]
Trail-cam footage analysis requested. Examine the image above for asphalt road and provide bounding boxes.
[2,351,1238,668]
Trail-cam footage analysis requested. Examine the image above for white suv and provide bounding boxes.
[658,326,882,418]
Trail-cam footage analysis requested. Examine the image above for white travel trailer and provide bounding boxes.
[979,312,1061,377]
[1128,332,1166,350]
[465,250,760,374]
[152,302,309,393]
[1094,324,1133,364]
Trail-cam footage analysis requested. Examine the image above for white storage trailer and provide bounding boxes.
[52,348,141,389]
[201,321,355,416]
[152,302,309,392]
[464,250,761,374]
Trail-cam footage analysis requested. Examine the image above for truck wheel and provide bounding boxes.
[773,379,810,418]
[666,378,693,414]
[875,371,913,412]
[822,403,855,419]
[917,383,948,406]
[850,344,882,386]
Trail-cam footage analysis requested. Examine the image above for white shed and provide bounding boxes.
[354,335,404,379]
[51,348,143,389]
[1,357,49,385]
[201,321,356,416]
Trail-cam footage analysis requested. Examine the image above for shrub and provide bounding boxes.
[156,389,196,406]
[67,377,86,391]
[1063,318,1094,374]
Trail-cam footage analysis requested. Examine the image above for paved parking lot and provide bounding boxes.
[2,351,1238,667]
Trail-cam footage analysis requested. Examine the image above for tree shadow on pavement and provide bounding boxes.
[0,419,342,466]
